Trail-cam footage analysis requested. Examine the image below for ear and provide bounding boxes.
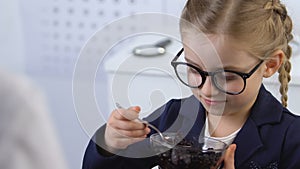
[263,50,284,78]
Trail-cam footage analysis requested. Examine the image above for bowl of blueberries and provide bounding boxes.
[150,132,227,169]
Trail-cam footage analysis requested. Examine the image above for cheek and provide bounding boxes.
[227,93,251,106]
[226,80,261,109]
[191,88,199,98]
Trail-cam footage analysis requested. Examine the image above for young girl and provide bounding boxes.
[82,0,300,168]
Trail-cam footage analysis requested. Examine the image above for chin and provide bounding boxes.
[203,104,226,116]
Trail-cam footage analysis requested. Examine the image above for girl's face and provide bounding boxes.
[182,34,265,116]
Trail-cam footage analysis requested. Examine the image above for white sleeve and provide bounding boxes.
[0,71,69,169]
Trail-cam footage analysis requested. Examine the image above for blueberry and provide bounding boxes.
[157,139,222,169]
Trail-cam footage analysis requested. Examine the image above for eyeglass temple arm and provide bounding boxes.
[243,60,264,78]
[172,48,184,62]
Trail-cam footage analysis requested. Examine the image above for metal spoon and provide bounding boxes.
[115,103,173,146]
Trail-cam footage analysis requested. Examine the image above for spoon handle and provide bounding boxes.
[115,103,164,138]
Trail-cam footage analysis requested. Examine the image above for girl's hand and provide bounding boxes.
[222,144,236,169]
[104,106,151,152]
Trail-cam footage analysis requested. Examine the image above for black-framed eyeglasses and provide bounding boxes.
[171,48,264,95]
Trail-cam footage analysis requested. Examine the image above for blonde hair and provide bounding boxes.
[180,0,293,107]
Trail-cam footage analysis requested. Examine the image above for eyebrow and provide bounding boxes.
[184,57,203,68]
[184,57,244,71]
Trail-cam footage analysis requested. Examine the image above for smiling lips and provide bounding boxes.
[203,98,226,106]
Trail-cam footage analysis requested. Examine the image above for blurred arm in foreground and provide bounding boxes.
[0,69,68,169]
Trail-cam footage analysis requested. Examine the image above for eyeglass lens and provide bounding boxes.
[175,64,245,94]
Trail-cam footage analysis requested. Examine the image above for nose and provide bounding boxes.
[199,77,220,97]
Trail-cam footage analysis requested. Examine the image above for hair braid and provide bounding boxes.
[276,2,293,107]
[264,0,293,107]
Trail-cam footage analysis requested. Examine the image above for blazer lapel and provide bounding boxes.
[233,85,283,167]
[233,117,263,167]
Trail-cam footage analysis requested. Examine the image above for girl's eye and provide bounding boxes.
[188,67,198,74]
[217,72,240,81]
[225,75,238,81]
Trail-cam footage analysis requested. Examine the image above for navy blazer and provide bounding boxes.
[82,85,300,169]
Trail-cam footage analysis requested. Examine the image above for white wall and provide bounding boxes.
[0,0,24,73]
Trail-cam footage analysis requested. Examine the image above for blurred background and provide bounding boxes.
[0,0,299,169]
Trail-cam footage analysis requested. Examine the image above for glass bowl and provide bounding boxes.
[150,132,227,169]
